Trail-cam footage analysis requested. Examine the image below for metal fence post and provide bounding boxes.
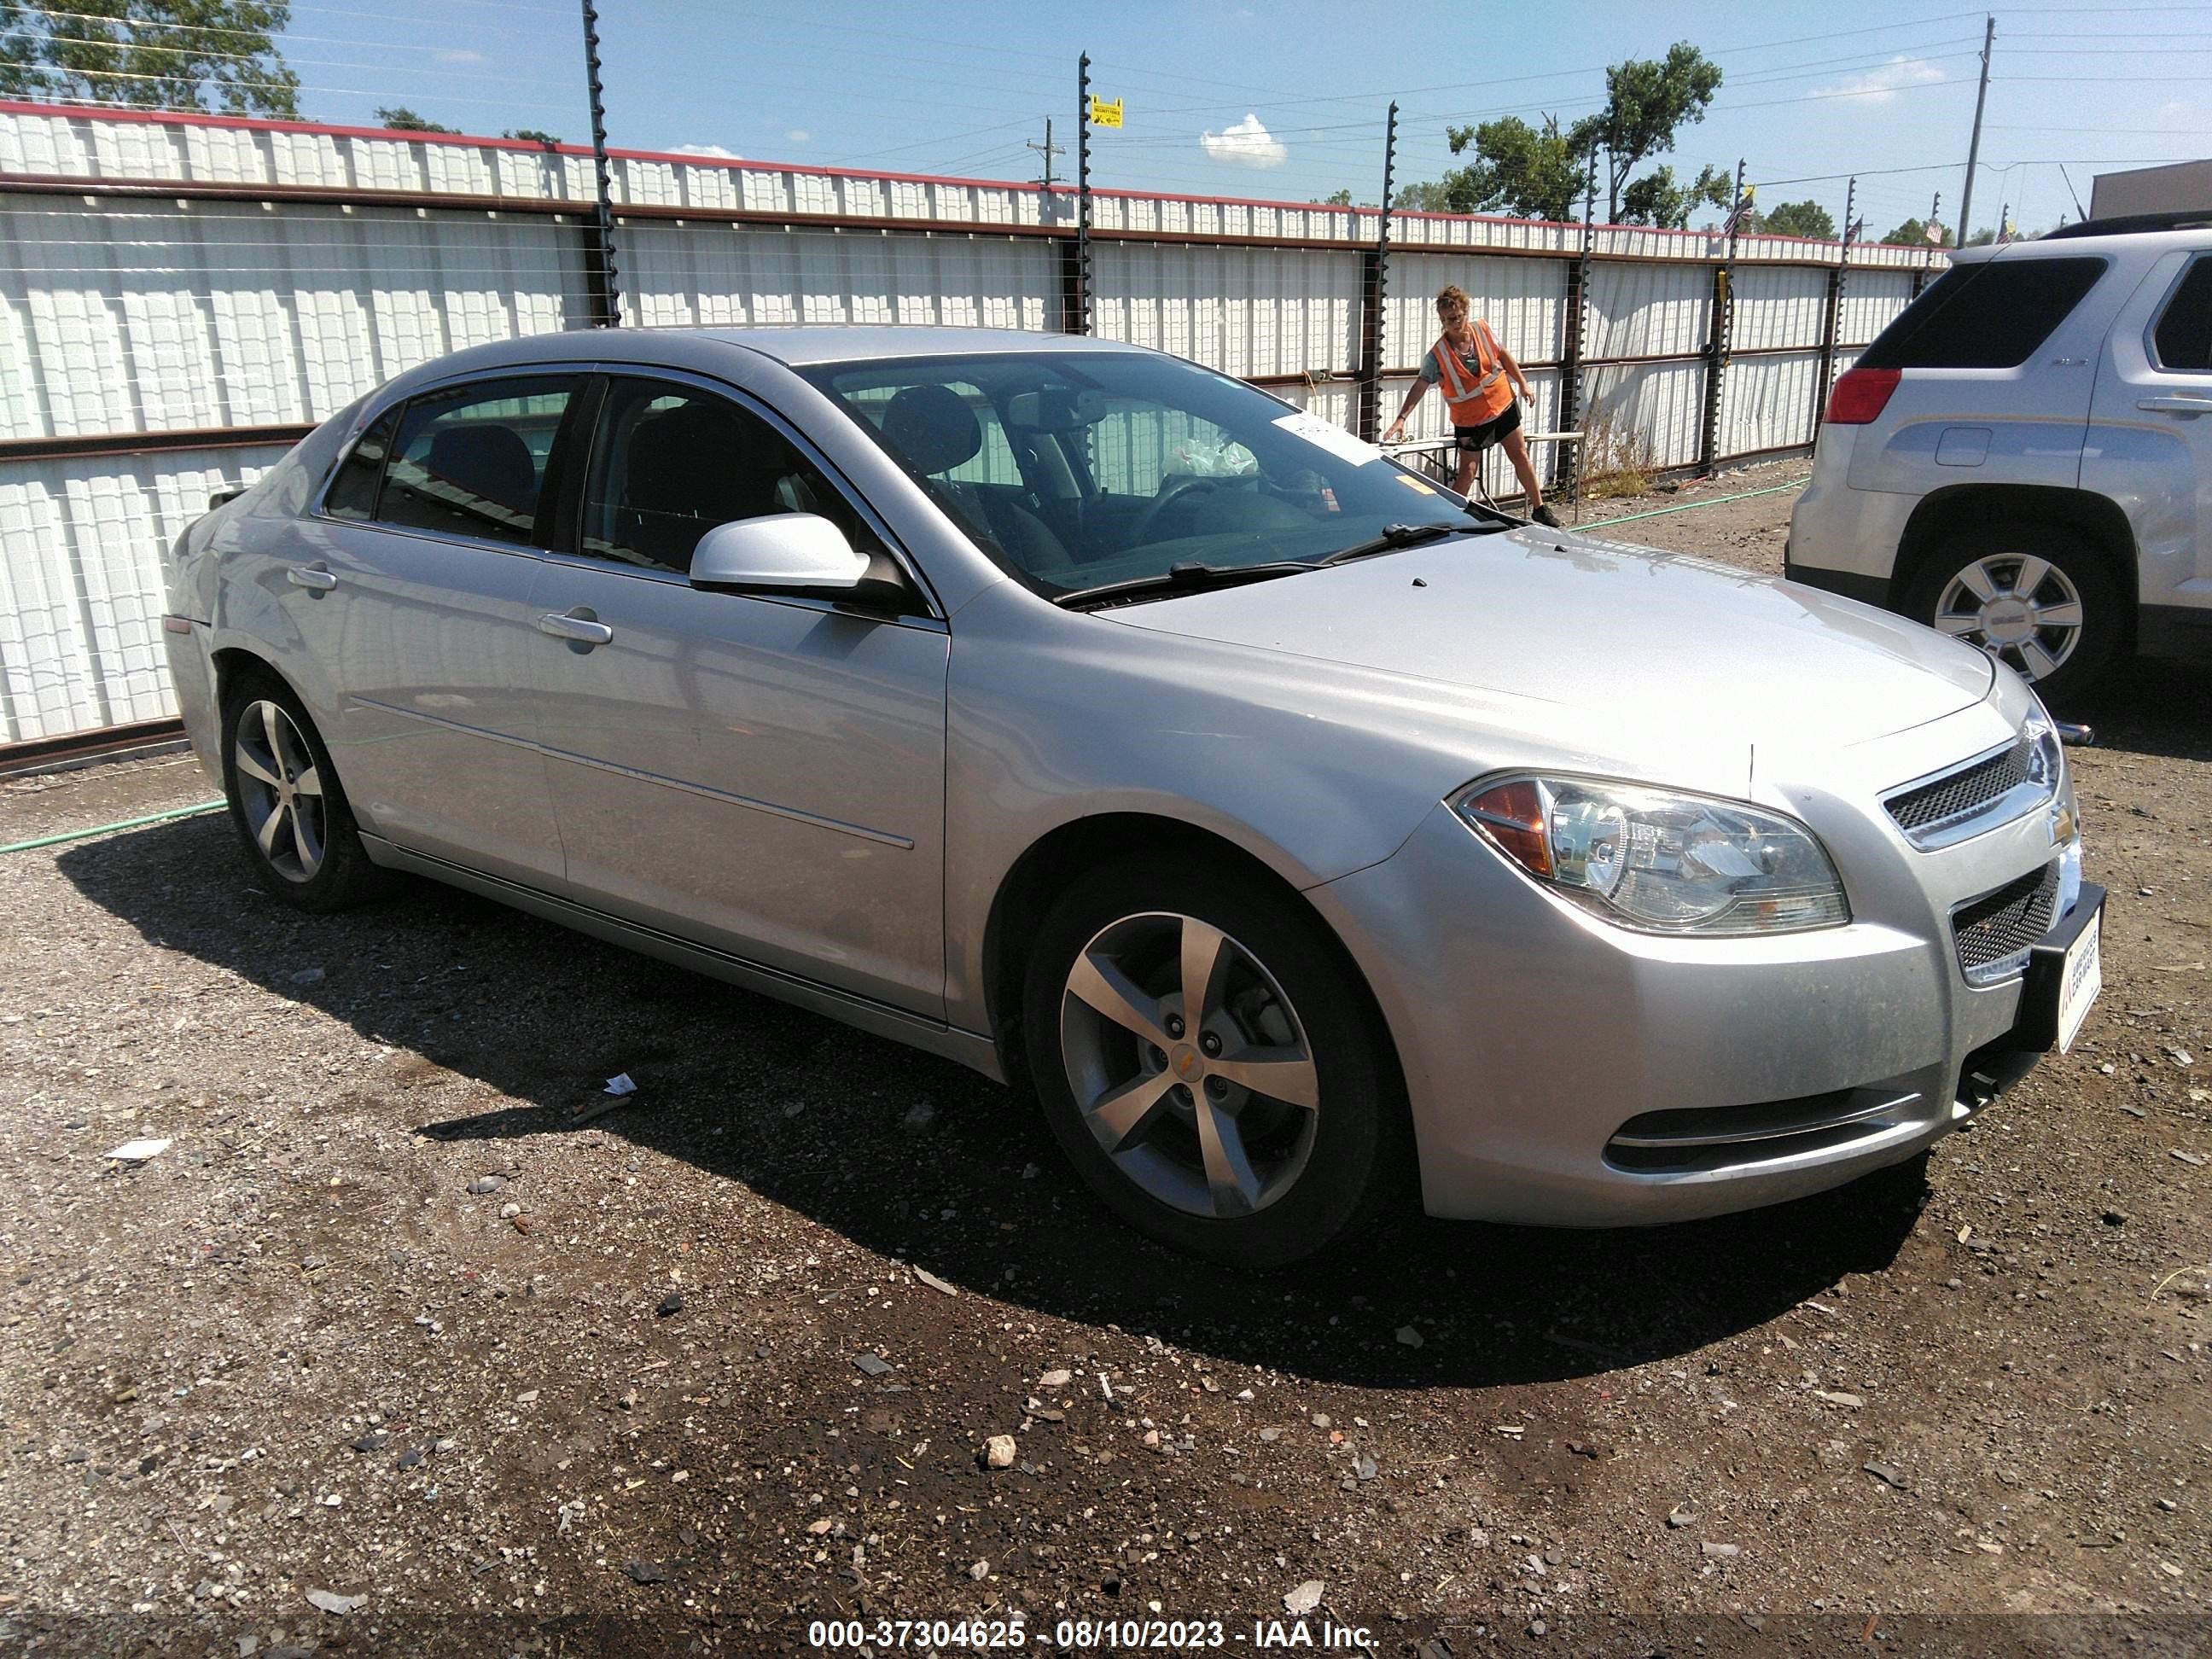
[1075,54,1093,335]
[579,0,621,327]
[1699,158,1746,474]
[1813,176,1855,442]
[1357,102,1396,442]
[1555,143,1598,498]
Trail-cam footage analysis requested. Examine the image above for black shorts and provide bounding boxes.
[1452,399,1522,455]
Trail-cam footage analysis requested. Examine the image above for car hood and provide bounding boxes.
[1107,526,1994,754]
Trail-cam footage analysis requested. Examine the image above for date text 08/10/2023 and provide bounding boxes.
[805,1616,1377,1649]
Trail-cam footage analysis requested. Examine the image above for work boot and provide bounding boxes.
[1532,504,1561,528]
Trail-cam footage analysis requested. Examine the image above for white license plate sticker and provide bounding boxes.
[2056,907,2102,1054]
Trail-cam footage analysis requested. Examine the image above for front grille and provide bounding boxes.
[1604,1086,1922,1173]
[1886,738,2033,843]
[1953,861,2059,982]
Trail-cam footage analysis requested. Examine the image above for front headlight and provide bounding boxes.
[1453,775,1850,935]
[2023,701,2063,795]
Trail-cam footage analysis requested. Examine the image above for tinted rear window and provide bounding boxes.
[2153,257,2212,370]
[1858,256,2107,370]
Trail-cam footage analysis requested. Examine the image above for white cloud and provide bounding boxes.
[1199,112,1286,169]
[1812,55,1946,105]
[669,143,742,160]
[434,49,484,64]
[786,129,811,143]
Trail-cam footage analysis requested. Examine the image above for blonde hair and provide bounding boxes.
[1435,284,1471,317]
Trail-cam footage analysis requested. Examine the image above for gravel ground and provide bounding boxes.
[1,481,2207,1658]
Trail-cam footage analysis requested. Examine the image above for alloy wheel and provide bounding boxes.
[1932,552,2086,683]
[1058,911,1321,1220]
[232,699,327,882]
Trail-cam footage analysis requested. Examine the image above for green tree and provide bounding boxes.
[1315,187,1353,206]
[504,127,562,147]
[1619,163,1731,230]
[1758,198,1836,239]
[1963,226,1997,247]
[1420,43,1725,227]
[1879,216,1953,248]
[0,0,298,115]
[1393,178,1457,212]
[1572,43,1724,223]
[1435,114,1584,222]
[375,105,457,133]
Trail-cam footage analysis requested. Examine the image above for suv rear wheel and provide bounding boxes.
[1901,521,2122,703]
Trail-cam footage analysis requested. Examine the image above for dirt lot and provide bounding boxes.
[2,476,2207,1657]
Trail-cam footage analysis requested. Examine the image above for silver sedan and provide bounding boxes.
[161,328,2104,1269]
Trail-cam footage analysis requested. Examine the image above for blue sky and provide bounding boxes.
[283,1,2212,241]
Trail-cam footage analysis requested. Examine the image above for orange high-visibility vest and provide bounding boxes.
[1430,321,1515,426]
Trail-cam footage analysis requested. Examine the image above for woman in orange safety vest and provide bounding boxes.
[1381,283,1559,527]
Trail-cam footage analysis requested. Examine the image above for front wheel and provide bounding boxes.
[1901,522,2123,704]
[1021,855,1409,1271]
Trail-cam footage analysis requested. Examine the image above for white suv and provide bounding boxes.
[1787,212,2212,701]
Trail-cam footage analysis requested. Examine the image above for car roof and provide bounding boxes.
[432,325,1154,370]
[696,325,1154,366]
[1950,221,2212,266]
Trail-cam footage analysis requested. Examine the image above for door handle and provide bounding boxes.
[536,609,614,647]
[2138,395,2212,415]
[286,562,337,591]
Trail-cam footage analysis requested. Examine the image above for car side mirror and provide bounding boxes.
[208,486,245,512]
[689,514,871,596]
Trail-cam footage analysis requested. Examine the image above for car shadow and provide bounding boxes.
[2066,652,2212,765]
[60,815,1929,1391]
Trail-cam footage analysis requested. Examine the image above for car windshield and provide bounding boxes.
[798,350,1490,601]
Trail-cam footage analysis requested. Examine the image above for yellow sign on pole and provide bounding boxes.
[1090,96,1122,129]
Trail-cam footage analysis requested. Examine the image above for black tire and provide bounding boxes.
[218,670,397,912]
[1021,853,1411,1272]
[1900,521,2124,706]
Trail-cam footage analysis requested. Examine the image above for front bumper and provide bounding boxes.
[1310,705,2087,1226]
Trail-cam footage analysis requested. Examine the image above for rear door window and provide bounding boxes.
[372,377,576,545]
[2151,257,2212,371]
[1859,257,2108,370]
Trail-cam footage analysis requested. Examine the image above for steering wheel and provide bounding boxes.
[1127,475,1225,544]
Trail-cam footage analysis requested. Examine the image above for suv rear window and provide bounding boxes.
[1858,256,2107,370]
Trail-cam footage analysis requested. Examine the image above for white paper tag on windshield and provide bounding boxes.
[1272,411,1382,468]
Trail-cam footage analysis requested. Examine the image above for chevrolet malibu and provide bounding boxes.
[161,328,2104,1269]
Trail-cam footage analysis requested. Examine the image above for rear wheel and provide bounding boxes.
[219,672,394,911]
[1901,521,2123,703]
[1022,855,1409,1271]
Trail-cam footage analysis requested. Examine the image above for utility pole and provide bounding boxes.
[1958,15,1994,247]
[1027,119,1062,189]
[1359,102,1397,442]
[579,0,620,326]
[1076,53,1093,335]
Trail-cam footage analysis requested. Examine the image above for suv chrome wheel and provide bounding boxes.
[1932,552,2086,683]
[233,698,327,882]
[1059,911,1320,1220]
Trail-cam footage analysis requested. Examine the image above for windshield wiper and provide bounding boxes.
[1054,560,1318,611]
[1318,521,1493,565]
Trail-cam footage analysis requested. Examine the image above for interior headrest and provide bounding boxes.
[880,383,983,476]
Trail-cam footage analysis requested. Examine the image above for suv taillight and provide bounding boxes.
[1825,366,1901,426]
